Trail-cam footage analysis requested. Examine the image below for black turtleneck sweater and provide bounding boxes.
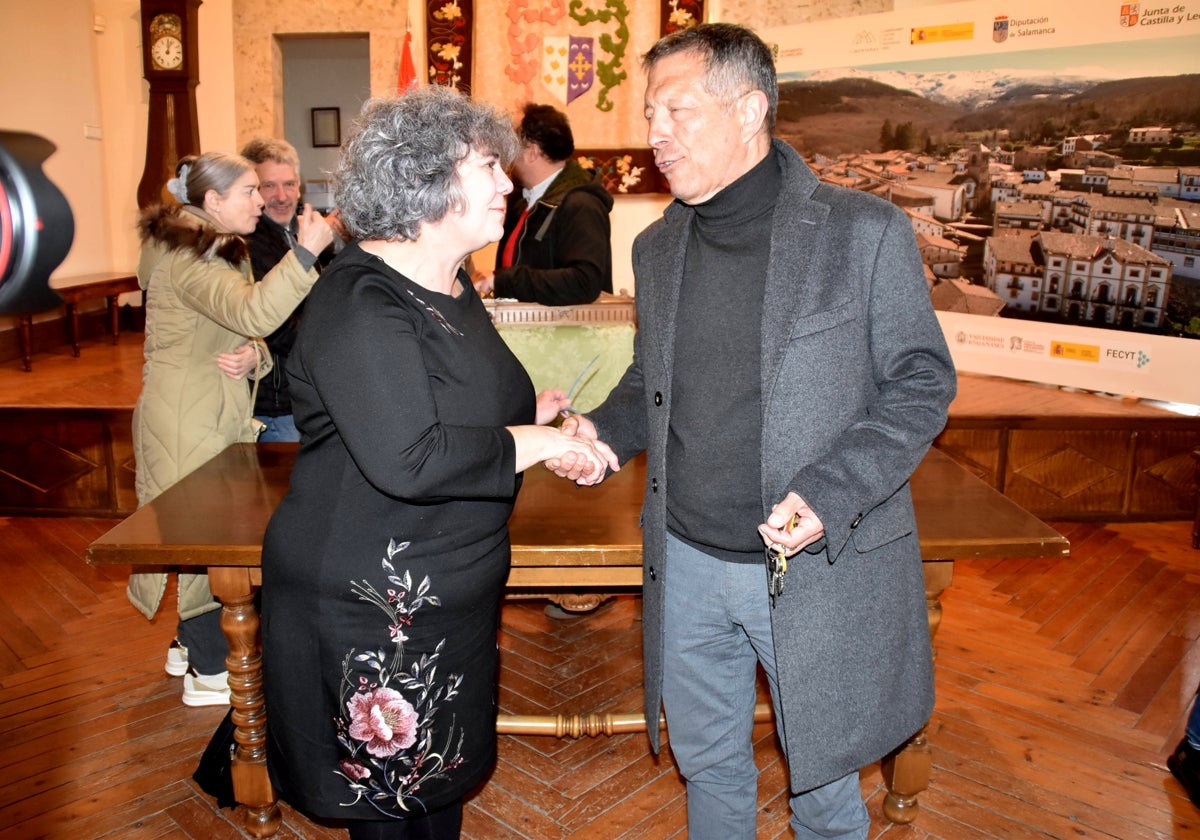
[666,146,782,563]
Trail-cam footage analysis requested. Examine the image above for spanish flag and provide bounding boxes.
[399,30,418,93]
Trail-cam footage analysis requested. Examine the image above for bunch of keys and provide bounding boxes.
[767,543,788,607]
[766,513,800,608]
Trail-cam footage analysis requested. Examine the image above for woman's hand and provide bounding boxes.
[535,389,571,425]
[215,342,259,380]
[508,425,619,486]
[296,203,336,256]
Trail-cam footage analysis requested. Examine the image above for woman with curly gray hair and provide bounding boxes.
[260,85,618,840]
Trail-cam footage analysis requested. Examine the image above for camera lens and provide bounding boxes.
[0,131,74,315]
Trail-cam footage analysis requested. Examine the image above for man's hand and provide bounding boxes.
[758,492,824,555]
[325,208,350,242]
[472,271,495,298]
[545,414,613,483]
[562,434,619,486]
[558,413,598,441]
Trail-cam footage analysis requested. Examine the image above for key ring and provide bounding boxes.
[767,544,788,607]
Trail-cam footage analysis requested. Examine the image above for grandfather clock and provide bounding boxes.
[136,0,202,209]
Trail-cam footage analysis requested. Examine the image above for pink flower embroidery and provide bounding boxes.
[339,758,370,781]
[347,687,419,758]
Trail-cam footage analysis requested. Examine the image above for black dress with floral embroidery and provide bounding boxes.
[261,244,535,821]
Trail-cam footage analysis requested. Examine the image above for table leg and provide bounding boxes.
[209,567,281,838]
[1192,448,1200,549]
[881,557,953,824]
[66,303,81,357]
[107,295,121,344]
[18,314,33,371]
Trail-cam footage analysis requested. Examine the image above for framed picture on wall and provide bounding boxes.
[311,108,340,148]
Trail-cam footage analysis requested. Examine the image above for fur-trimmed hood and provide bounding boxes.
[138,203,249,265]
[129,199,320,624]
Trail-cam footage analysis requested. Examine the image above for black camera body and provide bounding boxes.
[0,131,74,315]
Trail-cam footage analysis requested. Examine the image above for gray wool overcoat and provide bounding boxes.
[588,139,958,793]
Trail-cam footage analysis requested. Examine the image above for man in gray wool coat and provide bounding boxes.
[551,21,958,840]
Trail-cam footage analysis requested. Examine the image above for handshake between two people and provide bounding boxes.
[506,390,619,487]
[528,390,825,555]
[545,410,612,486]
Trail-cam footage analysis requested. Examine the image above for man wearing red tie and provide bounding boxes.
[473,104,613,306]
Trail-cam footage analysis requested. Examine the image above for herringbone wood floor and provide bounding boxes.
[1,516,1199,838]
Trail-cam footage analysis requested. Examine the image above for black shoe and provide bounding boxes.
[1168,738,1200,809]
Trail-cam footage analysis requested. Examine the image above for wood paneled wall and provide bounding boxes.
[936,418,1200,520]
[0,408,136,516]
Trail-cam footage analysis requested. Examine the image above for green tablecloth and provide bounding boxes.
[497,322,635,414]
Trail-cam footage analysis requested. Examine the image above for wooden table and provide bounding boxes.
[87,443,1068,837]
[18,272,139,371]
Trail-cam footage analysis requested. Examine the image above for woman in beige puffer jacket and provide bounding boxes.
[130,151,333,705]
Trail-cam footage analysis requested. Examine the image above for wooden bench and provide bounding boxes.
[18,272,139,371]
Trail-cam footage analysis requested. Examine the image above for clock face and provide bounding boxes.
[151,35,184,70]
[146,12,184,73]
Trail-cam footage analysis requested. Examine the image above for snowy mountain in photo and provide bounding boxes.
[798,67,1098,109]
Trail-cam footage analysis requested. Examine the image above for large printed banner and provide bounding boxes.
[762,0,1200,405]
[764,0,1200,74]
[937,311,1199,404]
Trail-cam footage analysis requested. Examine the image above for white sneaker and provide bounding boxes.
[164,639,189,677]
[182,669,231,707]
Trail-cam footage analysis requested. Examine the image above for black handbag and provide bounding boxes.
[192,708,238,809]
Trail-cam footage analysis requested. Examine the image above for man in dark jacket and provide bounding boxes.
[551,23,956,839]
[240,137,341,441]
[473,104,613,306]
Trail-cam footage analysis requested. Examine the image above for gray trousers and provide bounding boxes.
[661,534,869,839]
